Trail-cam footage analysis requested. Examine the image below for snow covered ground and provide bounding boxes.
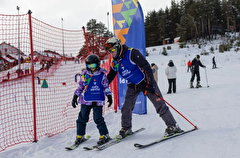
[1,40,240,158]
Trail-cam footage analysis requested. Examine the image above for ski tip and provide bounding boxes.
[65,147,74,150]
[83,146,94,150]
[134,143,143,148]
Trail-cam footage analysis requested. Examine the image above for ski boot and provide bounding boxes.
[164,124,184,137]
[118,127,133,139]
[190,82,194,88]
[97,134,111,145]
[74,135,85,145]
[196,82,202,88]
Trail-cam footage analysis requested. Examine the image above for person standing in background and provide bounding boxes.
[187,60,191,72]
[151,63,158,84]
[212,56,217,69]
[165,60,177,94]
[190,55,206,88]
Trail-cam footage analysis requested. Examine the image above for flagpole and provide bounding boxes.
[17,6,21,70]
[107,12,109,31]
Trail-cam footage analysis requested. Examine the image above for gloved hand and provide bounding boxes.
[145,85,155,94]
[107,95,113,107]
[72,95,78,108]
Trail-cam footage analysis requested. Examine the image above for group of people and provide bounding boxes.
[71,37,184,146]
[153,53,215,92]
[151,60,178,94]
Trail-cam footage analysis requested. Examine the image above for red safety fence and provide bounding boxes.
[0,11,118,152]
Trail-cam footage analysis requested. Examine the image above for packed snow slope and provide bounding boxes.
[1,40,240,158]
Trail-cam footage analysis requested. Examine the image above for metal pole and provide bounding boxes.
[204,68,209,87]
[17,6,21,70]
[61,18,65,64]
[107,12,109,32]
[154,92,198,129]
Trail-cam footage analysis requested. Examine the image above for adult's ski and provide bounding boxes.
[134,128,198,149]
[65,135,91,150]
[83,127,145,151]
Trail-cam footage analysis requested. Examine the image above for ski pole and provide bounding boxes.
[204,68,209,87]
[155,93,198,129]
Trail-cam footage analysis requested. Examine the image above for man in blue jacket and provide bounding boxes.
[105,37,183,138]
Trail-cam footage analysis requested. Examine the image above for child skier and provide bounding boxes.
[71,54,113,146]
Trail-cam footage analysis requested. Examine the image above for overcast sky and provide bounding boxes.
[0,0,174,31]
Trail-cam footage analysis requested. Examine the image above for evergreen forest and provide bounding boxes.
[145,0,240,47]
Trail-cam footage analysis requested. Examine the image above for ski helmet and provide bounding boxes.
[196,54,200,59]
[85,54,100,70]
[105,37,122,59]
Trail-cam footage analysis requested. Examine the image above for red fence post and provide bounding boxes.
[82,26,90,55]
[28,10,38,142]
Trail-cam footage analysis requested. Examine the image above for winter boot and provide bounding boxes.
[118,127,133,139]
[190,82,194,88]
[74,135,85,145]
[196,82,202,88]
[164,124,184,137]
[97,134,111,145]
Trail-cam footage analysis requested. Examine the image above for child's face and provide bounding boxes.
[87,63,97,72]
[90,67,97,72]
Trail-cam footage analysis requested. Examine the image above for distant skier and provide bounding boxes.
[190,55,206,88]
[212,56,217,69]
[71,54,113,146]
[105,37,183,138]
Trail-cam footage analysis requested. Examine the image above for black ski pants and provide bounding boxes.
[167,78,176,93]
[121,80,176,129]
[190,71,200,82]
[76,104,108,136]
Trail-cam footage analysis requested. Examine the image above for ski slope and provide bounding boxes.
[1,40,240,158]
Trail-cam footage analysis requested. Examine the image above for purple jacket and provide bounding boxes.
[74,68,112,106]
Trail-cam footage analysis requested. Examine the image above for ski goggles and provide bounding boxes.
[108,47,116,53]
[105,43,114,50]
[105,43,116,53]
[87,63,97,69]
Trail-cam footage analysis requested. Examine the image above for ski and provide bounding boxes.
[134,128,198,149]
[83,144,101,150]
[83,127,145,151]
[96,127,145,150]
[65,135,91,150]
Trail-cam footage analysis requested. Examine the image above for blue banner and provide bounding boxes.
[111,0,147,114]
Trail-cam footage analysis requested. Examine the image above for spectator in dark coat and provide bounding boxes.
[212,56,217,69]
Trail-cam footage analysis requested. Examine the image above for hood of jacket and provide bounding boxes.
[168,61,174,67]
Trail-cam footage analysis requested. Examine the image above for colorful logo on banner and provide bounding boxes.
[111,0,147,114]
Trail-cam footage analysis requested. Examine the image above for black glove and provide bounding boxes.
[107,95,113,107]
[146,85,155,94]
[72,95,78,108]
